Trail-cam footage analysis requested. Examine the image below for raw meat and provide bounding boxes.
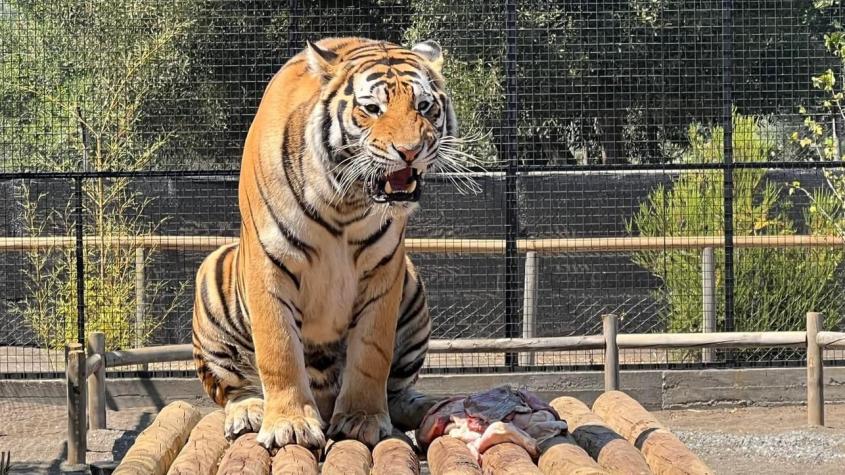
[416,385,568,461]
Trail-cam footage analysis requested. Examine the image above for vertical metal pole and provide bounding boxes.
[807,312,825,426]
[502,0,520,369]
[74,177,85,345]
[134,248,146,349]
[65,342,87,467]
[721,0,735,337]
[87,332,106,430]
[701,247,716,363]
[603,314,620,391]
[520,252,538,366]
[287,0,300,59]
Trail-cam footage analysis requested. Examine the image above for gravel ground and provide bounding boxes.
[655,405,845,474]
[1,401,843,474]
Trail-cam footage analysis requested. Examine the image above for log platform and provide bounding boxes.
[110,393,710,475]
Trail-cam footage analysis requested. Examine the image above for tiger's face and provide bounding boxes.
[306,39,458,207]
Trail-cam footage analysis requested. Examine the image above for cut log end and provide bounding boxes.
[322,439,372,475]
[216,433,271,475]
[480,443,542,475]
[538,435,609,475]
[271,444,319,475]
[428,436,482,475]
[372,438,420,475]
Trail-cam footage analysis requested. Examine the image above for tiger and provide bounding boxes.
[191,37,458,451]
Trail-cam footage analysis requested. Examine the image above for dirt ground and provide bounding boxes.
[0,401,843,474]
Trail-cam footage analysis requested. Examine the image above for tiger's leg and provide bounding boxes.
[192,244,264,439]
[387,259,440,431]
[327,253,405,446]
[245,248,325,451]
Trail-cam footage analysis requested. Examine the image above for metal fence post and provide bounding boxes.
[603,314,620,391]
[520,252,538,366]
[502,0,520,369]
[701,247,716,363]
[74,177,85,345]
[807,312,824,426]
[65,342,87,468]
[87,332,106,430]
[721,0,735,339]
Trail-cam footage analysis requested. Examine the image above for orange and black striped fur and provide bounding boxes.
[192,37,457,451]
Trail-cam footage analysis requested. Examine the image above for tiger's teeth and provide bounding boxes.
[407,180,417,193]
[385,181,393,194]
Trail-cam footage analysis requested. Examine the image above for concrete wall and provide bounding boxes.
[4,367,843,411]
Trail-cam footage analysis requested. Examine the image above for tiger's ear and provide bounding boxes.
[306,40,339,82]
[412,40,443,73]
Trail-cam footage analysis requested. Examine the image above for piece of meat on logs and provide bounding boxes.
[416,385,568,461]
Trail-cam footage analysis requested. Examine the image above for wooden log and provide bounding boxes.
[428,436,482,475]
[371,438,419,475]
[807,312,825,426]
[106,344,193,367]
[616,331,805,349]
[98,329,811,370]
[592,391,711,475]
[167,410,228,475]
[87,332,107,430]
[66,343,87,468]
[480,443,542,475]
[322,439,371,475]
[550,397,650,475]
[429,335,605,353]
[113,401,202,475]
[817,330,845,348]
[5,234,845,254]
[602,314,619,391]
[538,436,609,475]
[216,433,271,475]
[520,251,539,366]
[271,445,319,475]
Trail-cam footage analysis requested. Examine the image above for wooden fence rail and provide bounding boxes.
[5,234,845,253]
[64,315,845,468]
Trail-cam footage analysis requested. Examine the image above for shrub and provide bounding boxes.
[630,113,842,345]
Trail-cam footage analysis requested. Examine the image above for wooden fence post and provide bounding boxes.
[807,312,824,426]
[135,248,150,372]
[134,247,145,349]
[520,251,538,366]
[603,314,620,391]
[66,342,87,468]
[701,247,716,363]
[87,332,106,430]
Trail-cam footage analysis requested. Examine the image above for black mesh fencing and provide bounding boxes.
[2,1,845,378]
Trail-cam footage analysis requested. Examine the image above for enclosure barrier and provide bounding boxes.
[9,233,845,359]
[64,314,845,467]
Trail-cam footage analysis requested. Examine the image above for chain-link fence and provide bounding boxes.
[2,1,845,378]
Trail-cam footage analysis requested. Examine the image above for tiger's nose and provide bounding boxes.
[396,144,423,163]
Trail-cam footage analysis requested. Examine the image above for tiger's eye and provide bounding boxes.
[418,101,431,113]
[364,104,381,115]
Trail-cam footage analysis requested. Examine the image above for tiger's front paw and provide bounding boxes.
[256,405,325,451]
[328,411,392,447]
[224,396,264,440]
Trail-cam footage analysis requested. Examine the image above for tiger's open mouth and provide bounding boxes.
[369,167,423,203]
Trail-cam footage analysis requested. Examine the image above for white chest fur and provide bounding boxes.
[298,212,406,344]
